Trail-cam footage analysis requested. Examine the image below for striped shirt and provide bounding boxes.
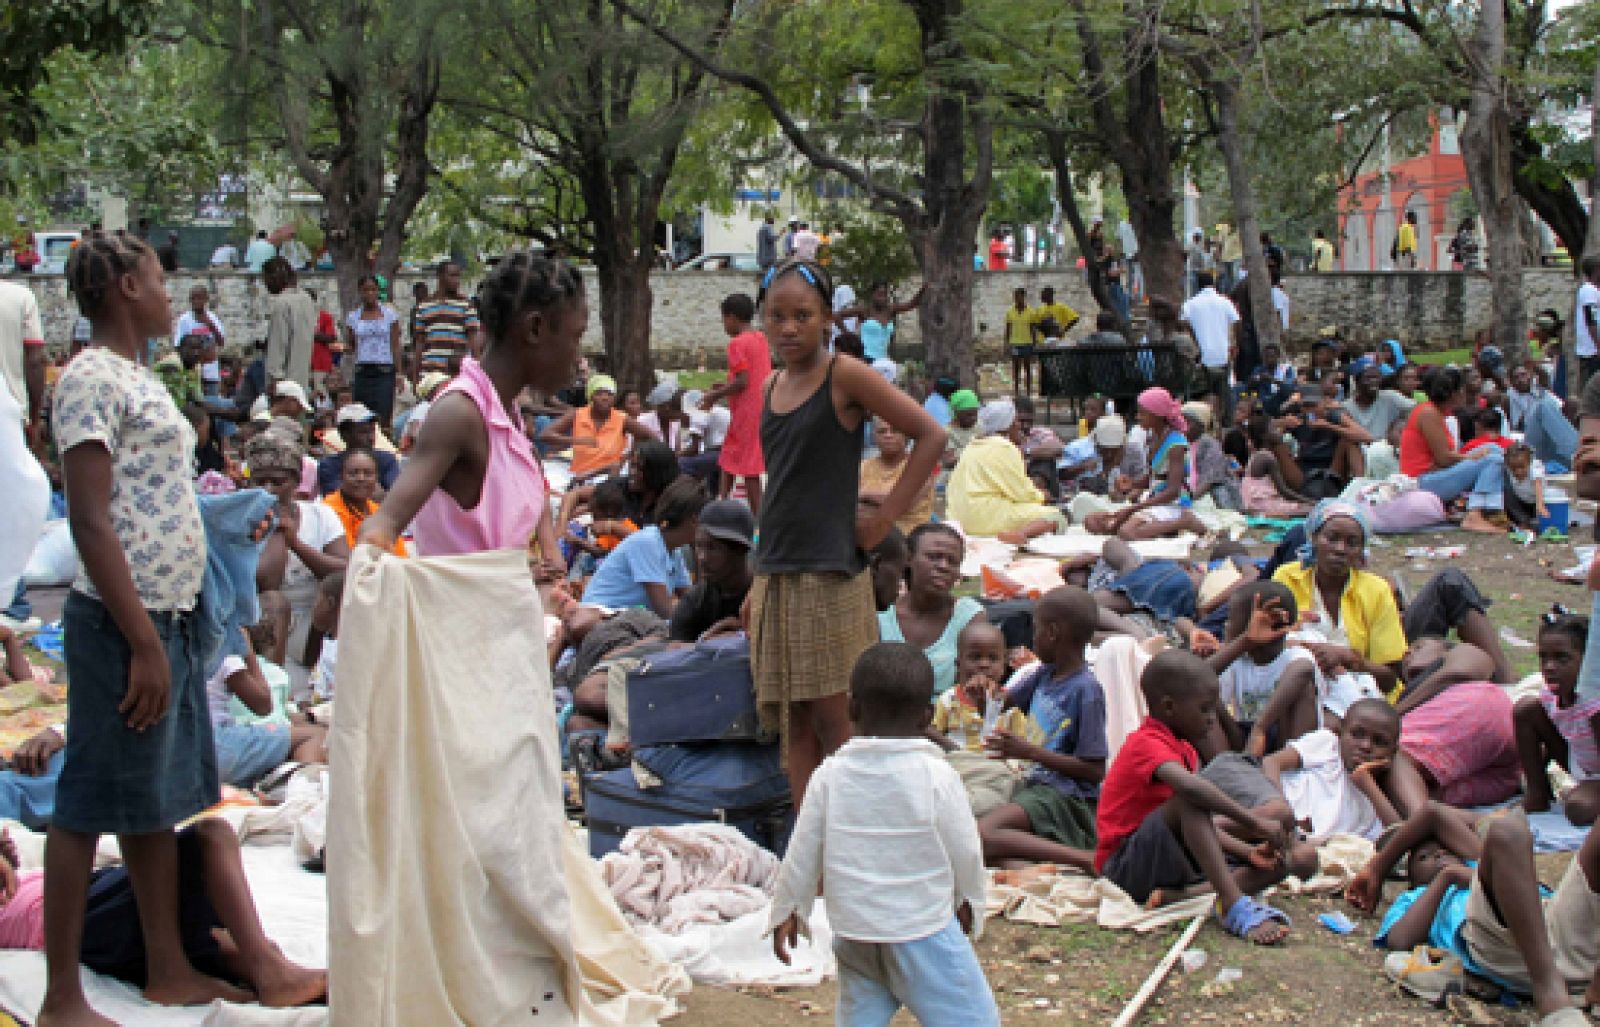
[415,296,481,354]
[1540,687,1600,781]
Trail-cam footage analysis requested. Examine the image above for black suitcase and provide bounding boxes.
[583,742,793,859]
[626,635,769,747]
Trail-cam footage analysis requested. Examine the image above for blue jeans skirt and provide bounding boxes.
[55,592,220,835]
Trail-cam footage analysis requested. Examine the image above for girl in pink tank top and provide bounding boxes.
[360,253,587,571]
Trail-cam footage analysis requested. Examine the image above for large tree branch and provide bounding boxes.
[616,0,924,223]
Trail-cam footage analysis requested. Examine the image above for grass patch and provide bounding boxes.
[1410,347,1471,366]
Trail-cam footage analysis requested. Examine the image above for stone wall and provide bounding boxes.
[10,263,1582,368]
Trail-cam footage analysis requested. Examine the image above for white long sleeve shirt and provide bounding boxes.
[767,737,988,944]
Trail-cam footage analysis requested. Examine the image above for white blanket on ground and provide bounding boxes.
[329,547,683,1026]
[599,825,780,934]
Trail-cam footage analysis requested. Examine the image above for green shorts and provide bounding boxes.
[1013,782,1098,849]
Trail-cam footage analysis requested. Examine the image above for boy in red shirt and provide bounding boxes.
[702,293,771,514]
[1462,407,1513,453]
[1094,650,1296,944]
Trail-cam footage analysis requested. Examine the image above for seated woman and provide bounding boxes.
[860,416,935,535]
[556,439,680,535]
[1399,365,1506,533]
[1238,415,1316,517]
[320,447,406,555]
[540,374,655,482]
[578,476,707,617]
[945,399,1067,543]
[877,523,987,695]
[1183,401,1241,510]
[1271,500,1405,697]
[249,431,349,698]
[1095,387,1207,541]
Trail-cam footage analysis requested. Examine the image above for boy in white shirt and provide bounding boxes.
[770,642,999,1026]
[1261,698,1402,842]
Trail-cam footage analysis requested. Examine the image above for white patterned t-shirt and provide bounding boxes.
[52,346,206,611]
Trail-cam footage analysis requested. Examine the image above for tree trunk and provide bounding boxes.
[1045,131,1116,323]
[1209,77,1280,358]
[1459,0,1527,367]
[1587,56,1600,262]
[1510,119,1589,266]
[596,254,656,393]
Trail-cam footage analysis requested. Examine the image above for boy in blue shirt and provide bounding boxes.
[977,586,1108,874]
[579,477,706,617]
[1350,801,1598,1022]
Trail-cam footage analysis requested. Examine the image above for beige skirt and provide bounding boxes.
[748,570,878,741]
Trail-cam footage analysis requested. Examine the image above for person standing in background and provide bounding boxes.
[1396,211,1418,269]
[1575,256,1600,393]
[245,230,277,273]
[756,214,778,273]
[0,279,47,449]
[412,262,482,377]
[263,257,318,390]
[988,230,1009,271]
[702,293,771,514]
[157,232,181,272]
[1310,230,1336,272]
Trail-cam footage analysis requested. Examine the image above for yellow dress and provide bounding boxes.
[946,436,1061,536]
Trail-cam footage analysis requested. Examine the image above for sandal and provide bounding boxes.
[1219,894,1290,944]
[1540,527,1570,543]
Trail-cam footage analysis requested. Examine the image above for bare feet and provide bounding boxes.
[249,948,328,1008]
[1144,883,1212,910]
[37,994,117,1027]
[997,530,1028,545]
[143,968,253,1007]
[1461,511,1504,534]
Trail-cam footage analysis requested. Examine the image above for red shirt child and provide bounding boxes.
[718,327,772,480]
[1093,716,1199,872]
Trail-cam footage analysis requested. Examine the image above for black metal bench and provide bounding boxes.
[1036,342,1194,422]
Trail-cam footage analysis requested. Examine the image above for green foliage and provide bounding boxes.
[827,212,920,293]
[0,0,159,149]
[989,164,1054,230]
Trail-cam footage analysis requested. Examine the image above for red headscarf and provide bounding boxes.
[1137,387,1187,432]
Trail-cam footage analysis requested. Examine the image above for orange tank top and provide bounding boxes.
[1398,402,1441,479]
[569,406,628,476]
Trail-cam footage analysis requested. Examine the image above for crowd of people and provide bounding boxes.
[2,233,1600,1026]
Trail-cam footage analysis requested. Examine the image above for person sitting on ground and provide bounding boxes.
[930,620,1018,753]
[1260,698,1403,843]
[1183,401,1241,510]
[1082,309,1126,347]
[1515,610,1599,826]
[877,524,987,695]
[1094,650,1294,941]
[250,431,349,698]
[577,476,706,617]
[0,728,66,828]
[1346,361,1415,447]
[946,400,1068,543]
[1014,396,1065,499]
[1399,366,1506,533]
[0,623,42,687]
[668,500,755,643]
[1364,419,1405,481]
[1503,443,1551,530]
[1097,387,1209,542]
[768,642,1000,1027]
[1461,406,1513,453]
[678,389,730,489]
[0,819,327,1007]
[1078,538,1255,643]
[541,373,654,482]
[869,527,909,613]
[943,389,981,466]
[1505,364,1578,471]
[315,403,399,497]
[301,572,343,701]
[1197,584,1321,760]
[560,480,637,583]
[1350,801,1599,1024]
[1054,396,1105,492]
[320,447,406,557]
[558,439,681,535]
[208,629,329,788]
[923,375,958,427]
[860,416,935,535]
[976,587,1108,874]
[1240,415,1316,517]
[1279,384,1372,497]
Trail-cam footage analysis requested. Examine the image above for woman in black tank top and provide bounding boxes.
[745,259,947,802]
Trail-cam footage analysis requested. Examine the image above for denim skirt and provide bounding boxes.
[54,592,220,835]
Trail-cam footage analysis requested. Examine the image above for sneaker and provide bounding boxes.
[1384,946,1464,1006]
[0,614,41,634]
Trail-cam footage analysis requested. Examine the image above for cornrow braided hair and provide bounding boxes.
[758,256,833,311]
[66,232,154,321]
[477,250,585,343]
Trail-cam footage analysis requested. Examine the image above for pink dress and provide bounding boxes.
[1241,475,1312,518]
[719,330,771,477]
[1540,687,1600,781]
[1400,681,1521,807]
[410,358,547,556]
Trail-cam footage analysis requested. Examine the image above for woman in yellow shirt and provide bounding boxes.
[947,400,1068,543]
[860,416,935,535]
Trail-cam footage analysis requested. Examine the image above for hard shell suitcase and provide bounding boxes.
[583,742,793,858]
[625,635,768,747]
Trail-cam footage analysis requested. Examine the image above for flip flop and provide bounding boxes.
[1219,894,1290,944]
[1540,528,1570,543]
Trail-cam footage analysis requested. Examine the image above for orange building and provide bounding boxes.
[1337,116,1470,272]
